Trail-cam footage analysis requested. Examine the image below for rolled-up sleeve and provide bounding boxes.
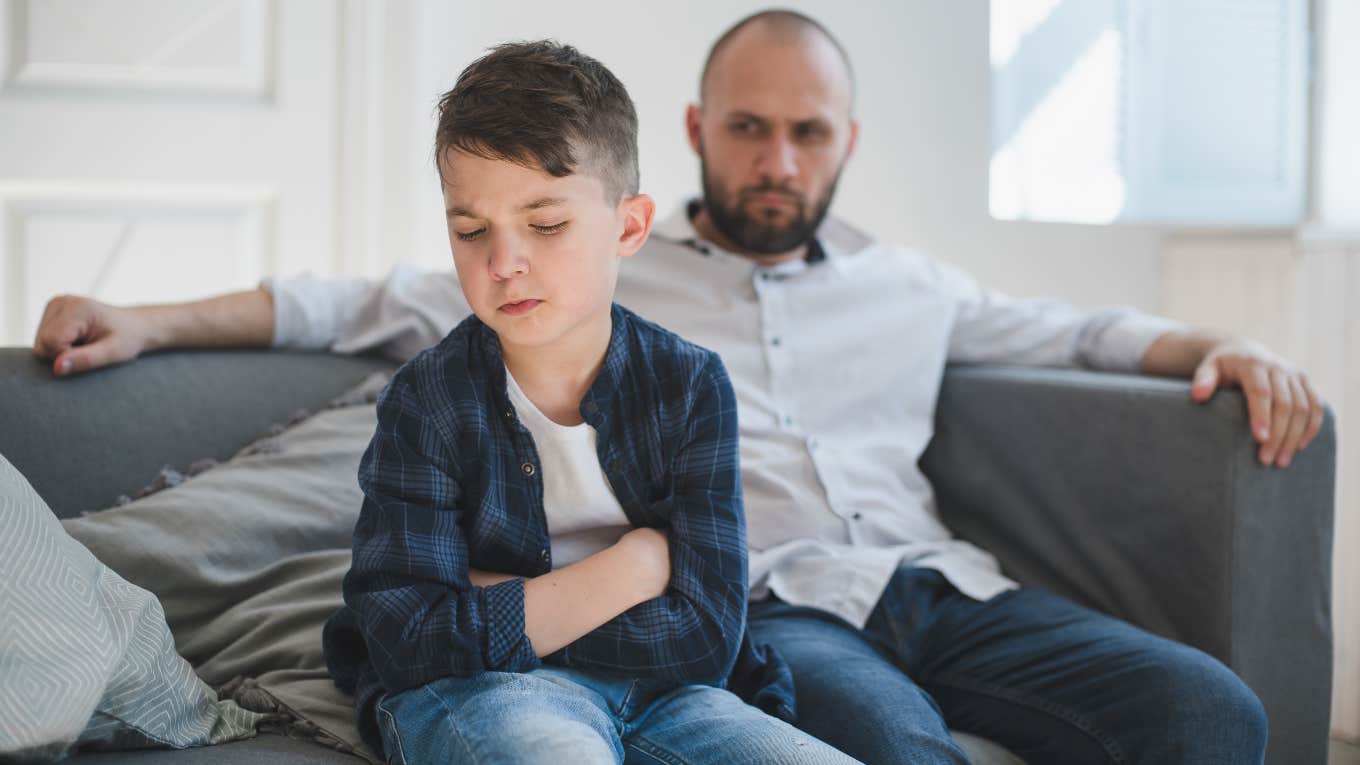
[551,354,746,685]
[262,263,469,362]
[343,373,540,694]
[938,260,1185,372]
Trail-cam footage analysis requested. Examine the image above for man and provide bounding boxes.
[33,10,1323,764]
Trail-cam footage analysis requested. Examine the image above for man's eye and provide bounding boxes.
[730,121,759,134]
[532,221,569,235]
[455,228,485,241]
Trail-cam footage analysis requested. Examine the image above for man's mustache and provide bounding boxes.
[738,184,805,207]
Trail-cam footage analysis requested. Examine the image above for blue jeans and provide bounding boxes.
[374,666,863,764]
[748,566,1268,765]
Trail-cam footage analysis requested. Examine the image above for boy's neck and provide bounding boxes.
[501,309,613,427]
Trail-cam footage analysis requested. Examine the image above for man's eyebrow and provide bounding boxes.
[727,111,769,123]
[446,197,567,218]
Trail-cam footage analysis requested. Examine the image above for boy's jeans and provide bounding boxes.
[749,566,1269,765]
[374,665,861,765]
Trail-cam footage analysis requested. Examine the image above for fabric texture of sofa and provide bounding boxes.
[0,347,1335,764]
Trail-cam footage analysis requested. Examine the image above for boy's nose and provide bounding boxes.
[489,238,529,281]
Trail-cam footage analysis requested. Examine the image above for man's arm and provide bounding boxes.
[1142,330,1325,469]
[32,289,275,376]
[31,264,463,376]
[938,259,1325,469]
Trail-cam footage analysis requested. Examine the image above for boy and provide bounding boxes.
[322,41,858,765]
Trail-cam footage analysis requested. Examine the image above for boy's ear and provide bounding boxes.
[617,193,655,258]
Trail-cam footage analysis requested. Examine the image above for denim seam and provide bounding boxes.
[924,671,1128,764]
[375,704,409,765]
[626,733,697,765]
[417,681,481,765]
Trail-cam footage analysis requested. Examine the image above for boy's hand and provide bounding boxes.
[33,295,156,376]
[618,527,671,599]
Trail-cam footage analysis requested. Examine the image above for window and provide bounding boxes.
[989,0,1310,226]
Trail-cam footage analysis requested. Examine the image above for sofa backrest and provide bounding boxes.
[0,348,397,517]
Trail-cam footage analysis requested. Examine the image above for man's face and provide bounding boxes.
[689,28,858,256]
[441,149,646,353]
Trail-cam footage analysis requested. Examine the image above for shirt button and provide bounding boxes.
[521,462,536,477]
[852,512,863,521]
[540,549,550,564]
[782,415,794,428]
[770,336,782,347]
[503,409,515,421]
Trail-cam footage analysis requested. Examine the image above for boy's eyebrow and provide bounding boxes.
[446,197,568,218]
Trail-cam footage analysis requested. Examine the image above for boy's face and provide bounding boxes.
[441,149,653,355]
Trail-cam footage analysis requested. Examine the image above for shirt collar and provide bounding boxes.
[475,303,631,429]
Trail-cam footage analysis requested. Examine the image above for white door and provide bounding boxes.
[0,0,346,346]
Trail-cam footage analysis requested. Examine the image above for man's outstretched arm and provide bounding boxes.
[32,288,275,377]
[1142,330,1325,469]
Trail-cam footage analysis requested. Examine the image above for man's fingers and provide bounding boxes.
[1274,375,1311,468]
[1238,363,1274,445]
[32,297,90,360]
[1301,376,1325,449]
[1260,367,1293,466]
[1191,360,1219,402]
[54,339,122,377]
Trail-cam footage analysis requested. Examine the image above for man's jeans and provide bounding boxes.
[373,666,863,765]
[749,566,1268,764]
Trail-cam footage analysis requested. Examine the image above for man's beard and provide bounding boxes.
[699,153,841,256]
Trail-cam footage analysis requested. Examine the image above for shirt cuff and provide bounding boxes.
[1081,311,1188,372]
[481,578,540,672]
[260,275,320,350]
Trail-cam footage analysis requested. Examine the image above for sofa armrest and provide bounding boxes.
[920,364,1335,765]
[0,348,397,518]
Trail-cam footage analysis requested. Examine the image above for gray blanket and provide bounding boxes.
[61,375,391,763]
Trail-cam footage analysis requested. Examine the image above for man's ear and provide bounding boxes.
[845,119,861,163]
[617,193,656,258]
[685,104,703,156]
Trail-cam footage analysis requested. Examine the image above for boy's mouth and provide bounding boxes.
[499,299,542,316]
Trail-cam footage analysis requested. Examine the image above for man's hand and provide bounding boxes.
[1189,340,1325,468]
[32,295,157,377]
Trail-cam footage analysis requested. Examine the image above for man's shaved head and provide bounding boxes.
[699,9,854,107]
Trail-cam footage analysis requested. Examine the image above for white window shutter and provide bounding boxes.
[990,0,1310,226]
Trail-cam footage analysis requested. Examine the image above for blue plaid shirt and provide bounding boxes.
[323,303,794,753]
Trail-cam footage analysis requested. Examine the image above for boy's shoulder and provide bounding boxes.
[613,303,723,383]
[385,313,489,403]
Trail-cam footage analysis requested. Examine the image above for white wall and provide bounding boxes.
[399,0,1167,313]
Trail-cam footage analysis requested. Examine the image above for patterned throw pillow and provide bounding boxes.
[0,454,264,761]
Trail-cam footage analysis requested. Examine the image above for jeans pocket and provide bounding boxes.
[375,698,409,765]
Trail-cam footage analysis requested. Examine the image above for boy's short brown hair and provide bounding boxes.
[435,40,639,202]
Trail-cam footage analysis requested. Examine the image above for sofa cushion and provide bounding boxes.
[0,454,264,761]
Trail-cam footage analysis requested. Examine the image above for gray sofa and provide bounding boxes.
[0,348,1336,764]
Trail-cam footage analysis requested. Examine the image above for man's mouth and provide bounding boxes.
[499,299,542,316]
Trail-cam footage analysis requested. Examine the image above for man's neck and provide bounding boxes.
[690,206,807,267]
[501,310,612,427]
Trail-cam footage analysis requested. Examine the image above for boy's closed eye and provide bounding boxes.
[453,221,571,242]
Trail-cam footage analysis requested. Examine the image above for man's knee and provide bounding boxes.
[1135,649,1268,762]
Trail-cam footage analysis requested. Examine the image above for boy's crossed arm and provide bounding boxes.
[344,359,747,694]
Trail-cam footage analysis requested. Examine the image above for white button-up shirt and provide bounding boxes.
[265,202,1183,628]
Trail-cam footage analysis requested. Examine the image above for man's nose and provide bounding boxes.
[755,133,798,181]
[488,235,529,281]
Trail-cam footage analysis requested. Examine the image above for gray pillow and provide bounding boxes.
[0,454,265,762]
[59,372,391,763]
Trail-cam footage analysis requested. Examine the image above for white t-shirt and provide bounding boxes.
[504,368,631,569]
